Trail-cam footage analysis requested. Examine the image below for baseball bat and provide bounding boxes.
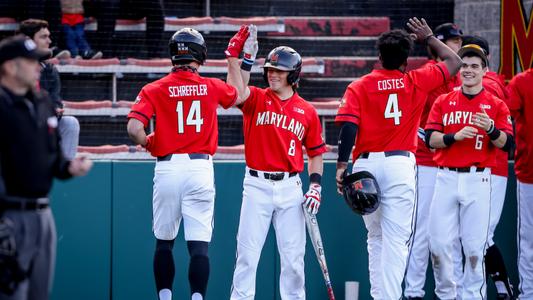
[302,205,336,300]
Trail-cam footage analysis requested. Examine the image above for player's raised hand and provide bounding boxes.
[225,25,250,58]
[303,184,322,214]
[454,126,478,141]
[407,17,433,42]
[242,24,258,64]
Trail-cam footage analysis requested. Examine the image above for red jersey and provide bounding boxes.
[336,62,450,161]
[240,86,327,173]
[425,89,513,168]
[483,71,510,177]
[416,60,461,167]
[127,69,237,157]
[506,68,533,183]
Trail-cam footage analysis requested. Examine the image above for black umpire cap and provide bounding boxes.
[0,35,49,65]
[434,23,463,42]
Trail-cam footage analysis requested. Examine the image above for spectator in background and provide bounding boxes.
[83,0,165,58]
[19,19,80,160]
[0,0,62,51]
[60,0,103,60]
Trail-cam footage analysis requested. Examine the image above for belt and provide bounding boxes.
[359,150,411,159]
[249,169,297,181]
[439,166,486,173]
[1,197,49,211]
[157,153,210,162]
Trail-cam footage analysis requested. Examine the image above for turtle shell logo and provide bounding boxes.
[354,181,364,190]
[270,53,279,64]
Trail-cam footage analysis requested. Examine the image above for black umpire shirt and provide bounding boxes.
[0,85,71,199]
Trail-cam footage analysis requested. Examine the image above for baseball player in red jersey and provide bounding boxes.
[335,18,461,299]
[506,67,533,300]
[404,23,463,300]
[459,35,515,299]
[126,28,247,300]
[424,45,514,300]
[226,26,327,299]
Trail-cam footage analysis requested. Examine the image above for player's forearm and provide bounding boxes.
[127,119,147,146]
[308,155,323,184]
[427,36,462,76]
[240,68,251,87]
[428,131,448,148]
[337,122,357,166]
[226,57,247,105]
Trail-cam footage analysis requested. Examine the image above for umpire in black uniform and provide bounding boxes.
[0,35,92,300]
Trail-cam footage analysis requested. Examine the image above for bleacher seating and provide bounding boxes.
[0,4,450,159]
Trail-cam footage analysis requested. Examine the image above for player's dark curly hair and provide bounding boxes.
[377,29,413,70]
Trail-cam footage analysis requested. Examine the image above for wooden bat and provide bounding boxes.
[302,205,335,300]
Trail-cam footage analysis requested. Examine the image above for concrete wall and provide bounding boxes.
[455,0,533,72]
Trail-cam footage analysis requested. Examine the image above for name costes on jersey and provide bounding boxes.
[377,78,405,91]
[168,84,208,97]
[255,111,306,141]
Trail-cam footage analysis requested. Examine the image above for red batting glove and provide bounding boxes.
[145,133,154,152]
[225,25,249,58]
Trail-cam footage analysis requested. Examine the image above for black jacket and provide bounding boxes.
[39,61,62,109]
[0,86,71,199]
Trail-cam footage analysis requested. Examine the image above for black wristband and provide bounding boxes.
[240,62,252,72]
[443,133,456,146]
[488,128,501,140]
[309,173,322,185]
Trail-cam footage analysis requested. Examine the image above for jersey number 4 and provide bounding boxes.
[176,100,203,133]
[384,93,402,125]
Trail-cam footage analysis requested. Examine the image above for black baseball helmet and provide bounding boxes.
[342,170,381,215]
[434,23,463,42]
[263,46,302,86]
[462,35,490,55]
[168,28,207,65]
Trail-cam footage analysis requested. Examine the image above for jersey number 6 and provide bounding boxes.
[176,100,204,133]
[384,93,402,125]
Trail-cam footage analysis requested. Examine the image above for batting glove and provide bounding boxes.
[145,133,154,152]
[303,183,322,215]
[242,25,258,66]
[225,25,249,58]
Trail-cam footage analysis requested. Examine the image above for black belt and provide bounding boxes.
[157,153,210,162]
[249,169,297,181]
[439,166,485,173]
[359,150,411,159]
[1,198,49,211]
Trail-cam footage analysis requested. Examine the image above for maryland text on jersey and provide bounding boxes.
[256,111,306,141]
[442,111,479,126]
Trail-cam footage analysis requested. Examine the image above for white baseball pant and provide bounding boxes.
[404,165,438,299]
[231,168,306,300]
[353,152,416,300]
[429,167,491,300]
[152,154,215,242]
[518,180,533,300]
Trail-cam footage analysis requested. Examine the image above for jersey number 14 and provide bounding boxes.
[384,93,402,125]
[176,100,204,133]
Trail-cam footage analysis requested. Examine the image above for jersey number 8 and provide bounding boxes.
[384,93,402,125]
[176,100,204,133]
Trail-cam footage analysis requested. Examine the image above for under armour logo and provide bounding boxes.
[482,178,489,182]
[228,42,235,47]
[266,100,272,105]
[450,101,456,105]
